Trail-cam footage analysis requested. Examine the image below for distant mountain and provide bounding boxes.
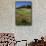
[16,5,32,9]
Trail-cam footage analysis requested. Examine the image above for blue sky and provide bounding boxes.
[16,1,32,8]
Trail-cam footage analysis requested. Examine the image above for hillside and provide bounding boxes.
[16,5,32,9]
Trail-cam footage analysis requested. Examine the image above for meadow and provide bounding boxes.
[16,8,32,26]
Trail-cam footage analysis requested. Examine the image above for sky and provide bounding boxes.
[16,1,32,8]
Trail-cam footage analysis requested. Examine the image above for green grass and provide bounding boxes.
[16,8,32,26]
[16,9,32,15]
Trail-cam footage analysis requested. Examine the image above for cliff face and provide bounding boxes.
[0,0,15,32]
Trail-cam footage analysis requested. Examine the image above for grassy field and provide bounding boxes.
[16,8,32,26]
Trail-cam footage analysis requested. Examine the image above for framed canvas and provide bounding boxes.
[15,1,32,26]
